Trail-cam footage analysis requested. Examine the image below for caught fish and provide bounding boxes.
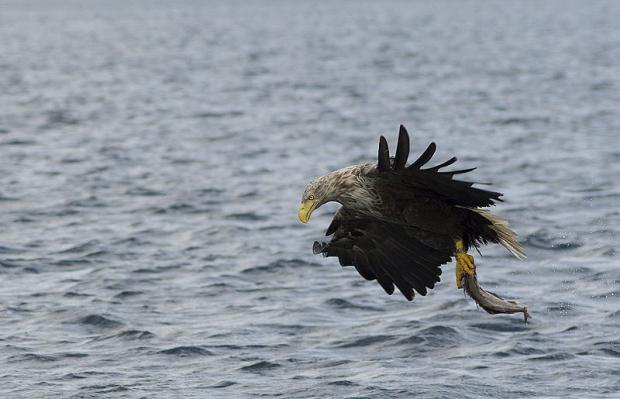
[462,266,530,322]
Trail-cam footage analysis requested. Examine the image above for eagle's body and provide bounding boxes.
[298,125,524,301]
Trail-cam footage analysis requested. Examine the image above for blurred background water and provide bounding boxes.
[0,0,619,397]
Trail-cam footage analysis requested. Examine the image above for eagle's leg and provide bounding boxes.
[455,240,475,289]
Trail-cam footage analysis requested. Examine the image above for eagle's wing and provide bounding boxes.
[314,208,452,300]
[377,125,502,208]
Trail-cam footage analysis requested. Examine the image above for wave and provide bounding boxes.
[114,290,144,299]
[158,346,213,357]
[8,353,57,362]
[395,325,461,348]
[114,330,155,340]
[523,229,582,251]
[334,335,395,348]
[324,298,382,311]
[528,352,576,362]
[76,315,123,329]
[239,361,281,372]
[210,381,237,388]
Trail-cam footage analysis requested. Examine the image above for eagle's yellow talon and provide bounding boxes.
[455,241,476,289]
[456,268,464,289]
[458,253,475,275]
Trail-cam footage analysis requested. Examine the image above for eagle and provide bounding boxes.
[298,125,525,301]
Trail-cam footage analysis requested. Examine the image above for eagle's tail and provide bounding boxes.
[472,209,526,259]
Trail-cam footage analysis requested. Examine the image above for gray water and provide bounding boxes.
[1,1,619,398]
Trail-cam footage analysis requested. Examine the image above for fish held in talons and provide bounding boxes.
[461,260,530,322]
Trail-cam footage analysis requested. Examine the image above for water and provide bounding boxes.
[1,1,619,397]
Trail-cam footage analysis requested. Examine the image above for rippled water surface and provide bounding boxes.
[1,1,619,397]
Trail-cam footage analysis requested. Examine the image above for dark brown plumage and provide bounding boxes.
[299,125,524,301]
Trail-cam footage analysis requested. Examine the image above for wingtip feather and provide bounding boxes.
[394,125,410,169]
[378,135,390,171]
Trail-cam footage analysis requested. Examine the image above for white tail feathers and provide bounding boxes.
[471,209,527,259]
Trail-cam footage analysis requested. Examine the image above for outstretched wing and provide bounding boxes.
[314,208,452,300]
[377,125,502,208]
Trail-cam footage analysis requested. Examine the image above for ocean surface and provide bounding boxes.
[1,1,619,397]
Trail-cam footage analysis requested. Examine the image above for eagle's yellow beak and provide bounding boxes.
[298,200,317,224]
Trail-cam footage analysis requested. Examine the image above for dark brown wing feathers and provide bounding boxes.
[315,209,450,300]
[387,128,503,208]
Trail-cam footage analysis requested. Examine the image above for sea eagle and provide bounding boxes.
[298,125,525,301]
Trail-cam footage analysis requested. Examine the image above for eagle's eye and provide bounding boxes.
[308,195,315,201]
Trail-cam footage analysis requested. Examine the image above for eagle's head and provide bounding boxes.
[298,167,367,223]
[298,176,334,224]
